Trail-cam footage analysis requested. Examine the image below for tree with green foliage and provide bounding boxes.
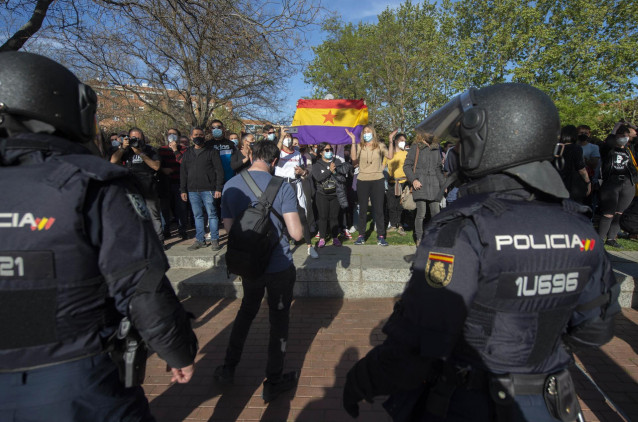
[308,0,638,138]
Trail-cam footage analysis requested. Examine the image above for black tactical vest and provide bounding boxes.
[445,194,599,374]
[0,137,128,371]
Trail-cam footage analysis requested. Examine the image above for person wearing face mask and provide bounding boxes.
[597,125,638,247]
[311,142,354,249]
[262,124,278,142]
[346,125,395,246]
[384,133,409,236]
[180,127,225,250]
[206,120,235,183]
[159,128,189,241]
[110,127,165,246]
[228,132,240,148]
[403,132,445,246]
[276,132,318,258]
[231,133,255,173]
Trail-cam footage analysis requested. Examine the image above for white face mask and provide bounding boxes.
[283,137,292,148]
[618,137,629,146]
[363,133,373,142]
[398,141,406,150]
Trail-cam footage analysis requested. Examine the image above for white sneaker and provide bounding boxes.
[205,232,211,240]
[308,246,319,259]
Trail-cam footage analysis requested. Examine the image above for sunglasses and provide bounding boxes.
[324,148,333,152]
[211,126,222,129]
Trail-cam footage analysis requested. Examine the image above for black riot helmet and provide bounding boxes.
[416,83,568,198]
[0,51,97,144]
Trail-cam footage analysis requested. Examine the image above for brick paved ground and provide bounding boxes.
[144,297,638,422]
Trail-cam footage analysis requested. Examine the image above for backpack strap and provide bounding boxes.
[240,170,285,223]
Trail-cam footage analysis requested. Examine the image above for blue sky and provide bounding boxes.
[277,0,408,122]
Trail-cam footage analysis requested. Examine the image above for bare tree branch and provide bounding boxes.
[0,0,55,51]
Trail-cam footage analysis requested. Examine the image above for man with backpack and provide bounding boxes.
[215,141,303,403]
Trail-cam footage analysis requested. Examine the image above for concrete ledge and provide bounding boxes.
[165,245,636,307]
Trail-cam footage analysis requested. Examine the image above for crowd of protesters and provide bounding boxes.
[101,118,638,250]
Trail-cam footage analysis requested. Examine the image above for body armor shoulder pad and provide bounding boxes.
[52,154,129,184]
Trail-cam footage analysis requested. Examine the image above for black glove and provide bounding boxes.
[343,358,375,418]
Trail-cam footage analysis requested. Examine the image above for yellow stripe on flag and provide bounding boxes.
[292,107,368,127]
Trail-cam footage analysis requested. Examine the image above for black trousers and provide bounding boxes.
[224,265,296,379]
[315,192,340,239]
[598,177,635,240]
[357,178,386,237]
[386,182,405,228]
[0,354,154,422]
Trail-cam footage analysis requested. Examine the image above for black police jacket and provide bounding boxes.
[0,133,197,371]
[354,174,619,401]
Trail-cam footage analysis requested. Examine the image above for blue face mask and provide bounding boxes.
[324,151,334,160]
[267,133,276,141]
[111,140,121,147]
[212,128,223,138]
[363,133,373,142]
[167,134,178,143]
[230,138,238,147]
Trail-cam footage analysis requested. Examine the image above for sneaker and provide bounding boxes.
[349,226,357,234]
[318,238,326,248]
[213,364,235,385]
[605,239,623,248]
[397,227,406,236]
[387,226,397,233]
[343,229,353,239]
[354,235,365,245]
[262,371,299,403]
[210,239,221,251]
[308,246,319,259]
[333,237,342,247]
[314,232,321,239]
[377,236,389,246]
[187,241,207,250]
[205,232,211,241]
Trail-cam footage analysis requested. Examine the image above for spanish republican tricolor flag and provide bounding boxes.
[292,99,368,145]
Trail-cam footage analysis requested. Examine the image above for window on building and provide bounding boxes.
[126,93,134,99]
[138,106,145,111]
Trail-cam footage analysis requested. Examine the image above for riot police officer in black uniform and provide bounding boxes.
[342,83,620,422]
[0,52,198,421]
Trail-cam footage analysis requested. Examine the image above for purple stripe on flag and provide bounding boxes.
[296,125,364,145]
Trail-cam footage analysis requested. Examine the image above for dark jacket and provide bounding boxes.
[180,146,224,193]
[403,142,445,201]
[311,157,353,208]
[230,149,251,173]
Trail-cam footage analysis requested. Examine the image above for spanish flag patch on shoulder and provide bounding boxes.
[425,252,455,288]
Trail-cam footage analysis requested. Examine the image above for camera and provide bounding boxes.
[129,137,141,148]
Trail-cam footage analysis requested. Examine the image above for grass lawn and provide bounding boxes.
[603,237,638,251]
[312,210,638,250]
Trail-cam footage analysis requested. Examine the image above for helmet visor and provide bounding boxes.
[415,90,473,141]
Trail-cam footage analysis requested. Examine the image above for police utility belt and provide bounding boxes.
[427,364,581,422]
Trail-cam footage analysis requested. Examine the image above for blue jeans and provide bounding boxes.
[188,191,218,243]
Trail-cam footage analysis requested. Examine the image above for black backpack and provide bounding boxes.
[225,171,285,279]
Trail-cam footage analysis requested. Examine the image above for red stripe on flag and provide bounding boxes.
[296,99,367,110]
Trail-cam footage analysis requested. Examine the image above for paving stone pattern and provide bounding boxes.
[144,297,638,422]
